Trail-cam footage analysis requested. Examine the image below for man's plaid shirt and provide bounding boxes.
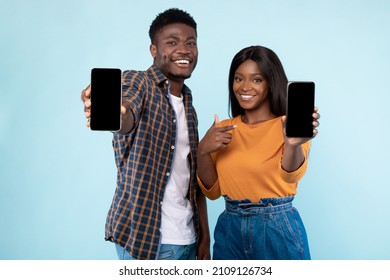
[104,65,200,260]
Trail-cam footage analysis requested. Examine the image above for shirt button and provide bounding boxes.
[171,145,175,150]
[166,172,170,177]
[165,80,169,85]
[173,119,176,123]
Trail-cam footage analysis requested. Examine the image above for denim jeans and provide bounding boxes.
[115,243,196,260]
[213,196,311,260]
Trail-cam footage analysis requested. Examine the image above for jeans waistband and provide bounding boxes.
[224,196,294,215]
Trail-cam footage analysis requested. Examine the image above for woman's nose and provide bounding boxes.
[242,82,252,91]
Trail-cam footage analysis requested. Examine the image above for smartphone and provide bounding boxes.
[90,68,122,131]
[285,81,315,138]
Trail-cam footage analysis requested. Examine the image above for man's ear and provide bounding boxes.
[150,44,157,58]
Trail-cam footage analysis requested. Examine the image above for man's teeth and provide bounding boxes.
[175,60,189,64]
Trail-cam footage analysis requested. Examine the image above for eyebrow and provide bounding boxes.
[164,34,197,41]
[235,71,263,76]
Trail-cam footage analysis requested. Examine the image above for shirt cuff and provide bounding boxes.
[196,175,221,200]
[278,155,308,183]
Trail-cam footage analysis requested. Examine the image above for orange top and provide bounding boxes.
[197,116,310,202]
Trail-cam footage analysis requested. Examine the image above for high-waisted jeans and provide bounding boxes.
[213,196,311,260]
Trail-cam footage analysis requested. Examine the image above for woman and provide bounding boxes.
[197,46,320,260]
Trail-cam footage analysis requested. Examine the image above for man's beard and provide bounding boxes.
[167,71,192,81]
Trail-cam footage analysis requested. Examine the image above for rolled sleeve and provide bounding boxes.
[279,142,310,183]
[197,176,221,200]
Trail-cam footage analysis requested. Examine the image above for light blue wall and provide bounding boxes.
[1,0,389,259]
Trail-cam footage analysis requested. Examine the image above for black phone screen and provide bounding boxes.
[90,68,122,131]
[285,81,315,138]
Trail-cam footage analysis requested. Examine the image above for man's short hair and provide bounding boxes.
[149,8,197,44]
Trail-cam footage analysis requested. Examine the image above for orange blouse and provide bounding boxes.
[197,116,310,202]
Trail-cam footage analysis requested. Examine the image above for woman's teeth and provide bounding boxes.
[241,94,254,99]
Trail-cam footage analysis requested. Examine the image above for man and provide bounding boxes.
[82,8,210,260]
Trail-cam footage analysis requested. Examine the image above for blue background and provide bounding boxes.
[1,0,389,260]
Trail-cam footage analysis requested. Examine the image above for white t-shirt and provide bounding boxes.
[160,93,196,245]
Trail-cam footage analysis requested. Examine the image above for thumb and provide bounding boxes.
[213,114,219,127]
[121,105,127,115]
[281,115,286,128]
[281,116,287,135]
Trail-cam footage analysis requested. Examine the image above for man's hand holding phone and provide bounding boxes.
[81,85,91,127]
[81,84,129,130]
[88,68,122,131]
[81,68,136,133]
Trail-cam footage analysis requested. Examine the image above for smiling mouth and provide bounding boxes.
[174,59,190,65]
[240,94,255,100]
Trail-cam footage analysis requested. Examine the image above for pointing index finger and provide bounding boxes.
[219,124,236,132]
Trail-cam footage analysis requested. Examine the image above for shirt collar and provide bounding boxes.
[146,65,166,86]
[146,65,192,95]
